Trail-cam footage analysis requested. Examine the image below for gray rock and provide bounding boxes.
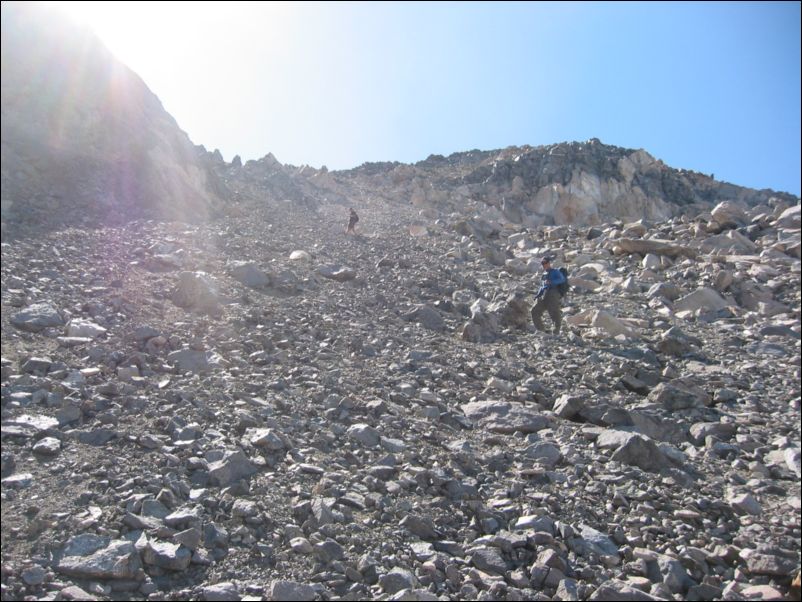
[207,450,258,486]
[656,553,693,594]
[628,412,687,444]
[167,348,212,373]
[311,497,338,526]
[470,546,508,575]
[318,264,357,282]
[403,304,446,331]
[347,423,381,447]
[20,356,53,374]
[728,492,762,515]
[229,261,271,288]
[201,582,239,601]
[142,540,191,570]
[32,436,61,455]
[76,428,118,446]
[249,428,286,450]
[614,238,696,259]
[56,585,98,600]
[577,524,619,557]
[171,271,223,315]
[524,441,562,467]
[744,552,798,576]
[21,565,47,586]
[513,515,555,534]
[173,527,202,550]
[203,523,229,549]
[3,414,59,436]
[602,431,668,472]
[556,578,580,601]
[462,400,551,433]
[314,538,344,563]
[588,579,664,600]
[388,589,440,601]
[553,394,585,419]
[648,379,710,410]
[689,422,737,446]
[11,303,64,332]
[57,535,142,580]
[400,514,439,540]
[673,287,731,313]
[268,579,317,601]
[711,201,747,228]
[784,447,801,477]
[380,567,420,594]
[1,472,33,489]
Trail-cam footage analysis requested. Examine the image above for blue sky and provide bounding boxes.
[50,1,801,195]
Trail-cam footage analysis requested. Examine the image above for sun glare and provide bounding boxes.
[30,1,321,164]
[37,1,293,84]
[42,2,189,69]
[41,0,101,27]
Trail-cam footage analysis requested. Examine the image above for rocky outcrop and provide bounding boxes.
[211,139,798,231]
[322,139,798,228]
[0,3,229,234]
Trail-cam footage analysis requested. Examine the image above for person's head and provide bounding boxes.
[541,257,551,270]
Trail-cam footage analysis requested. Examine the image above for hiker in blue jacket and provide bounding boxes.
[531,256,566,334]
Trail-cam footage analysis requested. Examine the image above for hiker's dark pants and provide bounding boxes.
[531,288,562,333]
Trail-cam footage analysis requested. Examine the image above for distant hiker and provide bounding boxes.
[346,208,359,234]
[531,256,567,334]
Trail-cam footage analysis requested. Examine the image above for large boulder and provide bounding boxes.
[11,303,64,332]
[171,272,224,315]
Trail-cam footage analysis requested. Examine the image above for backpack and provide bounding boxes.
[557,267,570,296]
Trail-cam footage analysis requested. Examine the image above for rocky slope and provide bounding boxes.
[1,190,800,601]
[2,5,801,602]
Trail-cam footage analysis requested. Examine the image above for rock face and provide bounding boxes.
[206,141,798,234]
[0,3,228,232]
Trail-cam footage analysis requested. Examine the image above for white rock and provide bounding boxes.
[729,492,762,515]
[66,318,107,339]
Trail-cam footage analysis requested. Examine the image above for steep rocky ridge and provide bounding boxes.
[208,141,798,233]
[1,3,229,234]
